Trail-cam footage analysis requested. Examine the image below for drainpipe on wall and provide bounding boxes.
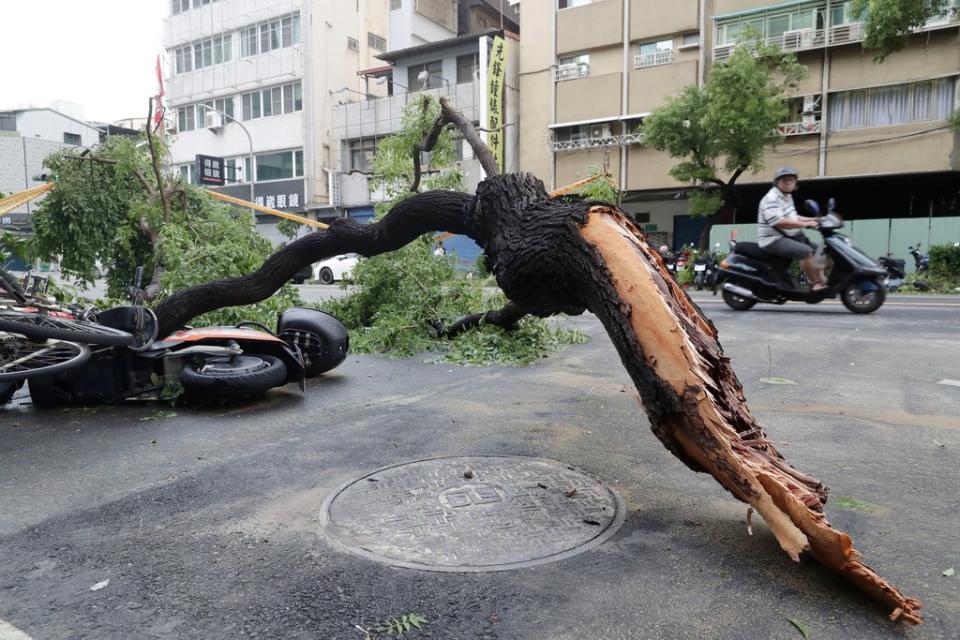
[698,0,706,88]
[818,48,830,177]
[551,5,558,191]
[479,34,489,181]
[620,0,630,200]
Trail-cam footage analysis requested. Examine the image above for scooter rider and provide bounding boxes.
[758,167,827,291]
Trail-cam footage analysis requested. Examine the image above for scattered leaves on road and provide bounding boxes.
[787,617,809,638]
[833,496,879,513]
[943,567,955,577]
[90,579,110,591]
[759,377,797,385]
[141,410,177,422]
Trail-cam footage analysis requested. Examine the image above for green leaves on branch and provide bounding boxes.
[320,95,587,366]
[29,134,302,327]
[642,43,806,216]
[853,0,957,61]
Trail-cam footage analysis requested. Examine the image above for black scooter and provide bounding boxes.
[713,199,888,314]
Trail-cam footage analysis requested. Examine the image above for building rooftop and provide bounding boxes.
[375,29,502,64]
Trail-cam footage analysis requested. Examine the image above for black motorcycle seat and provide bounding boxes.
[731,241,772,260]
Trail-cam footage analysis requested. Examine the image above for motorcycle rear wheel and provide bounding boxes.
[722,288,757,311]
[841,284,885,314]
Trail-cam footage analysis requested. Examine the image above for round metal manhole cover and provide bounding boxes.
[319,455,625,572]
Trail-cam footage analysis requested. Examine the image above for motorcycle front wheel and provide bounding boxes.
[721,288,757,311]
[841,284,885,314]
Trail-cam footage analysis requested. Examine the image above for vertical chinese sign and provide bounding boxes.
[486,36,507,173]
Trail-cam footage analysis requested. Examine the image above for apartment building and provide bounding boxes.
[162,0,389,242]
[331,0,519,266]
[519,0,960,250]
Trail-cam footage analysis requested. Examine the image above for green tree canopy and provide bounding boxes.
[642,43,806,218]
[854,0,958,60]
[30,134,300,325]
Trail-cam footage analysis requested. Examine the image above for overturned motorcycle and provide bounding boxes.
[713,199,888,314]
[27,302,349,407]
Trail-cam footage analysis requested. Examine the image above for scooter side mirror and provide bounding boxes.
[804,199,821,216]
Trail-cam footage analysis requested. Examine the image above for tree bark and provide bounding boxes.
[151,171,921,624]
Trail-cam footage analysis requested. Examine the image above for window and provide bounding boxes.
[175,45,192,74]
[408,60,443,90]
[553,125,589,142]
[390,0,402,9]
[224,158,240,183]
[177,106,196,132]
[347,37,359,51]
[0,114,16,131]
[558,53,589,66]
[556,53,590,80]
[716,4,825,45]
[830,1,856,26]
[681,32,700,47]
[558,0,591,8]
[178,164,197,184]
[63,132,82,145]
[214,97,234,121]
[241,12,300,57]
[241,82,302,120]
[348,138,378,173]
[637,39,673,67]
[457,54,478,84]
[171,0,190,15]
[368,32,386,50]
[255,149,302,181]
[827,78,956,131]
[194,39,213,69]
[192,0,211,7]
[213,34,232,65]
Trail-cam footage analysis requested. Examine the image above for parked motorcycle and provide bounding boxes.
[693,243,721,291]
[26,269,349,407]
[908,243,929,274]
[713,199,888,314]
[878,253,907,291]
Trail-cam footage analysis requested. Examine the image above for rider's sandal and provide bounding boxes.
[811,283,829,292]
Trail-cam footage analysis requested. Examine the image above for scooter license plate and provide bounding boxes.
[694,265,706,272]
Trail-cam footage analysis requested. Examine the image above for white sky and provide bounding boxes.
[0,0,166,123]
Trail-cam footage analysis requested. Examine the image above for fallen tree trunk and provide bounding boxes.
[152,172,921,623]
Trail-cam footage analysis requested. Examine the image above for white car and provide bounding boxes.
[313,253,357,284]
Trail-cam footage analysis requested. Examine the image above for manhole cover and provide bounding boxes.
[320,455,625,572]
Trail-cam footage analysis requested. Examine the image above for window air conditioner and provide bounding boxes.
[782,28,813,50]
[589,124,611,139]
[205,111,223,131]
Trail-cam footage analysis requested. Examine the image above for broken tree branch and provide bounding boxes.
[431,301,526,338]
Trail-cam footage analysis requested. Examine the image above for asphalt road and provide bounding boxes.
[1,292,958,639]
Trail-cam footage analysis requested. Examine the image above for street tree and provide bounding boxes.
[854,0,957,60]
[147,96,922,624]
[30,127,302,326]
[642,43,806,248]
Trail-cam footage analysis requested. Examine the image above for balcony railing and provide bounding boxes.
[549,133,645,152]
[713,11,960,63]
[777,120,822,136]
[714,23,866,61]
[634,49,673,69]
[555,62,590,82]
